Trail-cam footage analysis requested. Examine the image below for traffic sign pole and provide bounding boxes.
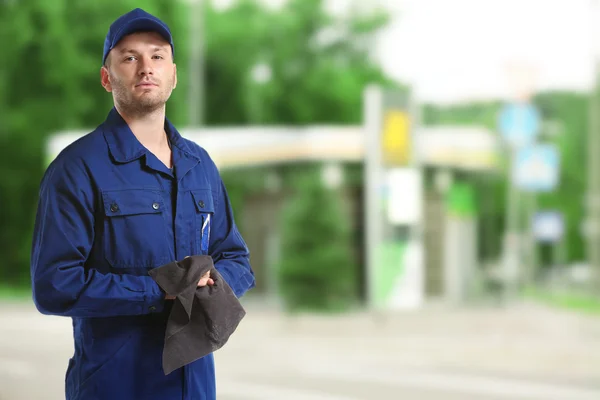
[526,193,538,285]
[504,147,521,301]
[498,102,542,301]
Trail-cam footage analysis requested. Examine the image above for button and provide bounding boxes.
[198,200,205,208]
[110,203,119,213]
[152,202,160,210]
[149,306,157,312]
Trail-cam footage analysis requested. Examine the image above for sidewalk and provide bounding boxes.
[1,300,599,399]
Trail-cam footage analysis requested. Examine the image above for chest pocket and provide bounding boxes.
[191,189,215,255]
[102,189,171,269]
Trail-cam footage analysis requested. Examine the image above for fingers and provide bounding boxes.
[197,278,214,287]
[197,270,215,287]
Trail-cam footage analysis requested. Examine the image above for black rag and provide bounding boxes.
[148,255,246,375]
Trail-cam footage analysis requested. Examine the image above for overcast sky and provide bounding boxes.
[215,0,598,104]
[376,0,596,104]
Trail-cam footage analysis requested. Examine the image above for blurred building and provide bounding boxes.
[47,102,500,309]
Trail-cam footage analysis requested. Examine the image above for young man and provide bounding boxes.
[30,8,255,400]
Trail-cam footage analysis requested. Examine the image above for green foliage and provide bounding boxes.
[0,0,189,286]
[533,91,589,263]
[277,167,357,312]
[203,0,395,125]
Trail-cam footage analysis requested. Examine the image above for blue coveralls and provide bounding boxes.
[30,107,255,399]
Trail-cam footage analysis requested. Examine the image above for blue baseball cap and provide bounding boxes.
[103,8,174,65]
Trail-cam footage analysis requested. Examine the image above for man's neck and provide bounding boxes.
[116,105,169,150]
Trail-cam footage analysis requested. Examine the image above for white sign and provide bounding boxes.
[533,211,564,243]
[386,168,423,225]
[513,144,560,192]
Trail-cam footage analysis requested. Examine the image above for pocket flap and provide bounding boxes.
[102,189,165,217]
[191,189,215,213]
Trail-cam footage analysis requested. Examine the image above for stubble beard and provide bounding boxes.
[110,72,175,118]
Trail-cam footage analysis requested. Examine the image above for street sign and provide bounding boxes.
[382,110,411,166]
[512,144,559,192]
[532,211,564,243]
[387,168,422,225]
[498,102,541,148]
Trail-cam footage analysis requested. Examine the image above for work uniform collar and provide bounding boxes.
[103,107,200,164]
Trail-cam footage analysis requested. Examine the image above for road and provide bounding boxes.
[1,300,599,400]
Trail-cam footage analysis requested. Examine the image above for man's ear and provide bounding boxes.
[100,66,112,92]
[173,63,178,90]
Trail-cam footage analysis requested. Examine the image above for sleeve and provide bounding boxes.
[208,177,256,298]
[30,158,166,317]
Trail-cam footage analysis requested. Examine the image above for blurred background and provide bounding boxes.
[2,0,600,399]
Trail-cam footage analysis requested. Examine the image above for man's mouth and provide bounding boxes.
[136,82,158,87]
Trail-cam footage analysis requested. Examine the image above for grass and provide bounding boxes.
[0,284,32,302]
[524,287,600,316]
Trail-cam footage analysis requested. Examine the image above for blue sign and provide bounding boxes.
[498,102,541,148]
[532,211,564,243]
[512,144,559,192]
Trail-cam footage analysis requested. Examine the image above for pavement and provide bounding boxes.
[0,300,599,400]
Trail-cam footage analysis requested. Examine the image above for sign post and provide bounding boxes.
[363,85,423,310]
[498,101,541,299]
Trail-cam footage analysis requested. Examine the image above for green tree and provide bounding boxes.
[0,0,190,286]
[533,91,588,264]
[203,0,397,125]
[277,166,357,312]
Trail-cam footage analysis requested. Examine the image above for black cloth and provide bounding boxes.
[148,255,246,375]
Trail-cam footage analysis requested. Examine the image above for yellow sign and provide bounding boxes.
[382,110,410,166]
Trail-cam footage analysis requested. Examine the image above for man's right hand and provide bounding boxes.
[164,270,214,299]
[197,270,214,287]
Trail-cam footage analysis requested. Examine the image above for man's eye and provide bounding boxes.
[124,56,136,62]
[153,55,164,60]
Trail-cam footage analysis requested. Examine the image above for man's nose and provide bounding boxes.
[138,56,154,75]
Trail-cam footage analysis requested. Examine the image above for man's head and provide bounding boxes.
[100,9,177,116]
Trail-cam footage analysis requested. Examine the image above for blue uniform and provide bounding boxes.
[30,108,255,399]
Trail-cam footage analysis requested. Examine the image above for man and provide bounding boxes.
[30,8,255,400]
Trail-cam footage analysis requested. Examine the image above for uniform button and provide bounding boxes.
[149,306,157,312]
[110,203,119,213]
[152,202,160,210]
[198,200,205,208]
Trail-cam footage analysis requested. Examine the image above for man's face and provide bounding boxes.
[101,31,177,115]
